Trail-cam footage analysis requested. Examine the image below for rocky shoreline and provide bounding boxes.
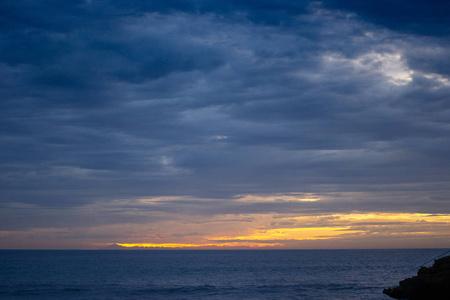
[383,255,450,299]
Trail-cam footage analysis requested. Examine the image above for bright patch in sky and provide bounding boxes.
[323,51,414,85]
[423,73,450,86]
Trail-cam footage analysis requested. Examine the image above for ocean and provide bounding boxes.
[0,249,445,299]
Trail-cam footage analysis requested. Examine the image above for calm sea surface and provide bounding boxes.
[0,249,446,299]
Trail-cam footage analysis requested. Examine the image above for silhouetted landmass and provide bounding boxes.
[104,243,125,250]
[383,256,450,300]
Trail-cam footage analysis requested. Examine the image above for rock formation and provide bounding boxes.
[383,255,450,299]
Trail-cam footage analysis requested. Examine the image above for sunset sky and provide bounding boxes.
[1,0,450,249]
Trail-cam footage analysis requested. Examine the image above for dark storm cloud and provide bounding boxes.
[1,0,450,228]
[324,0,450,36]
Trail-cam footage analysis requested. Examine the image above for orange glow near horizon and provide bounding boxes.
[107,212,450,250]
[213,226,364,241]
[330,212,450,222]
[117,242,283,249]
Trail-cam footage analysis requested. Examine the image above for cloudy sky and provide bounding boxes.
[1,0,450,249]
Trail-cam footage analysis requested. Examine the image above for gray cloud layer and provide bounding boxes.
[1,1,450,231]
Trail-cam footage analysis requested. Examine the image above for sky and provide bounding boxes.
[1,0,450,249]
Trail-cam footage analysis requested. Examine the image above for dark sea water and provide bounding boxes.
[0,249,445,299]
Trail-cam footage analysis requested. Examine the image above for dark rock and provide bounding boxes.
[383,255,450,300]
